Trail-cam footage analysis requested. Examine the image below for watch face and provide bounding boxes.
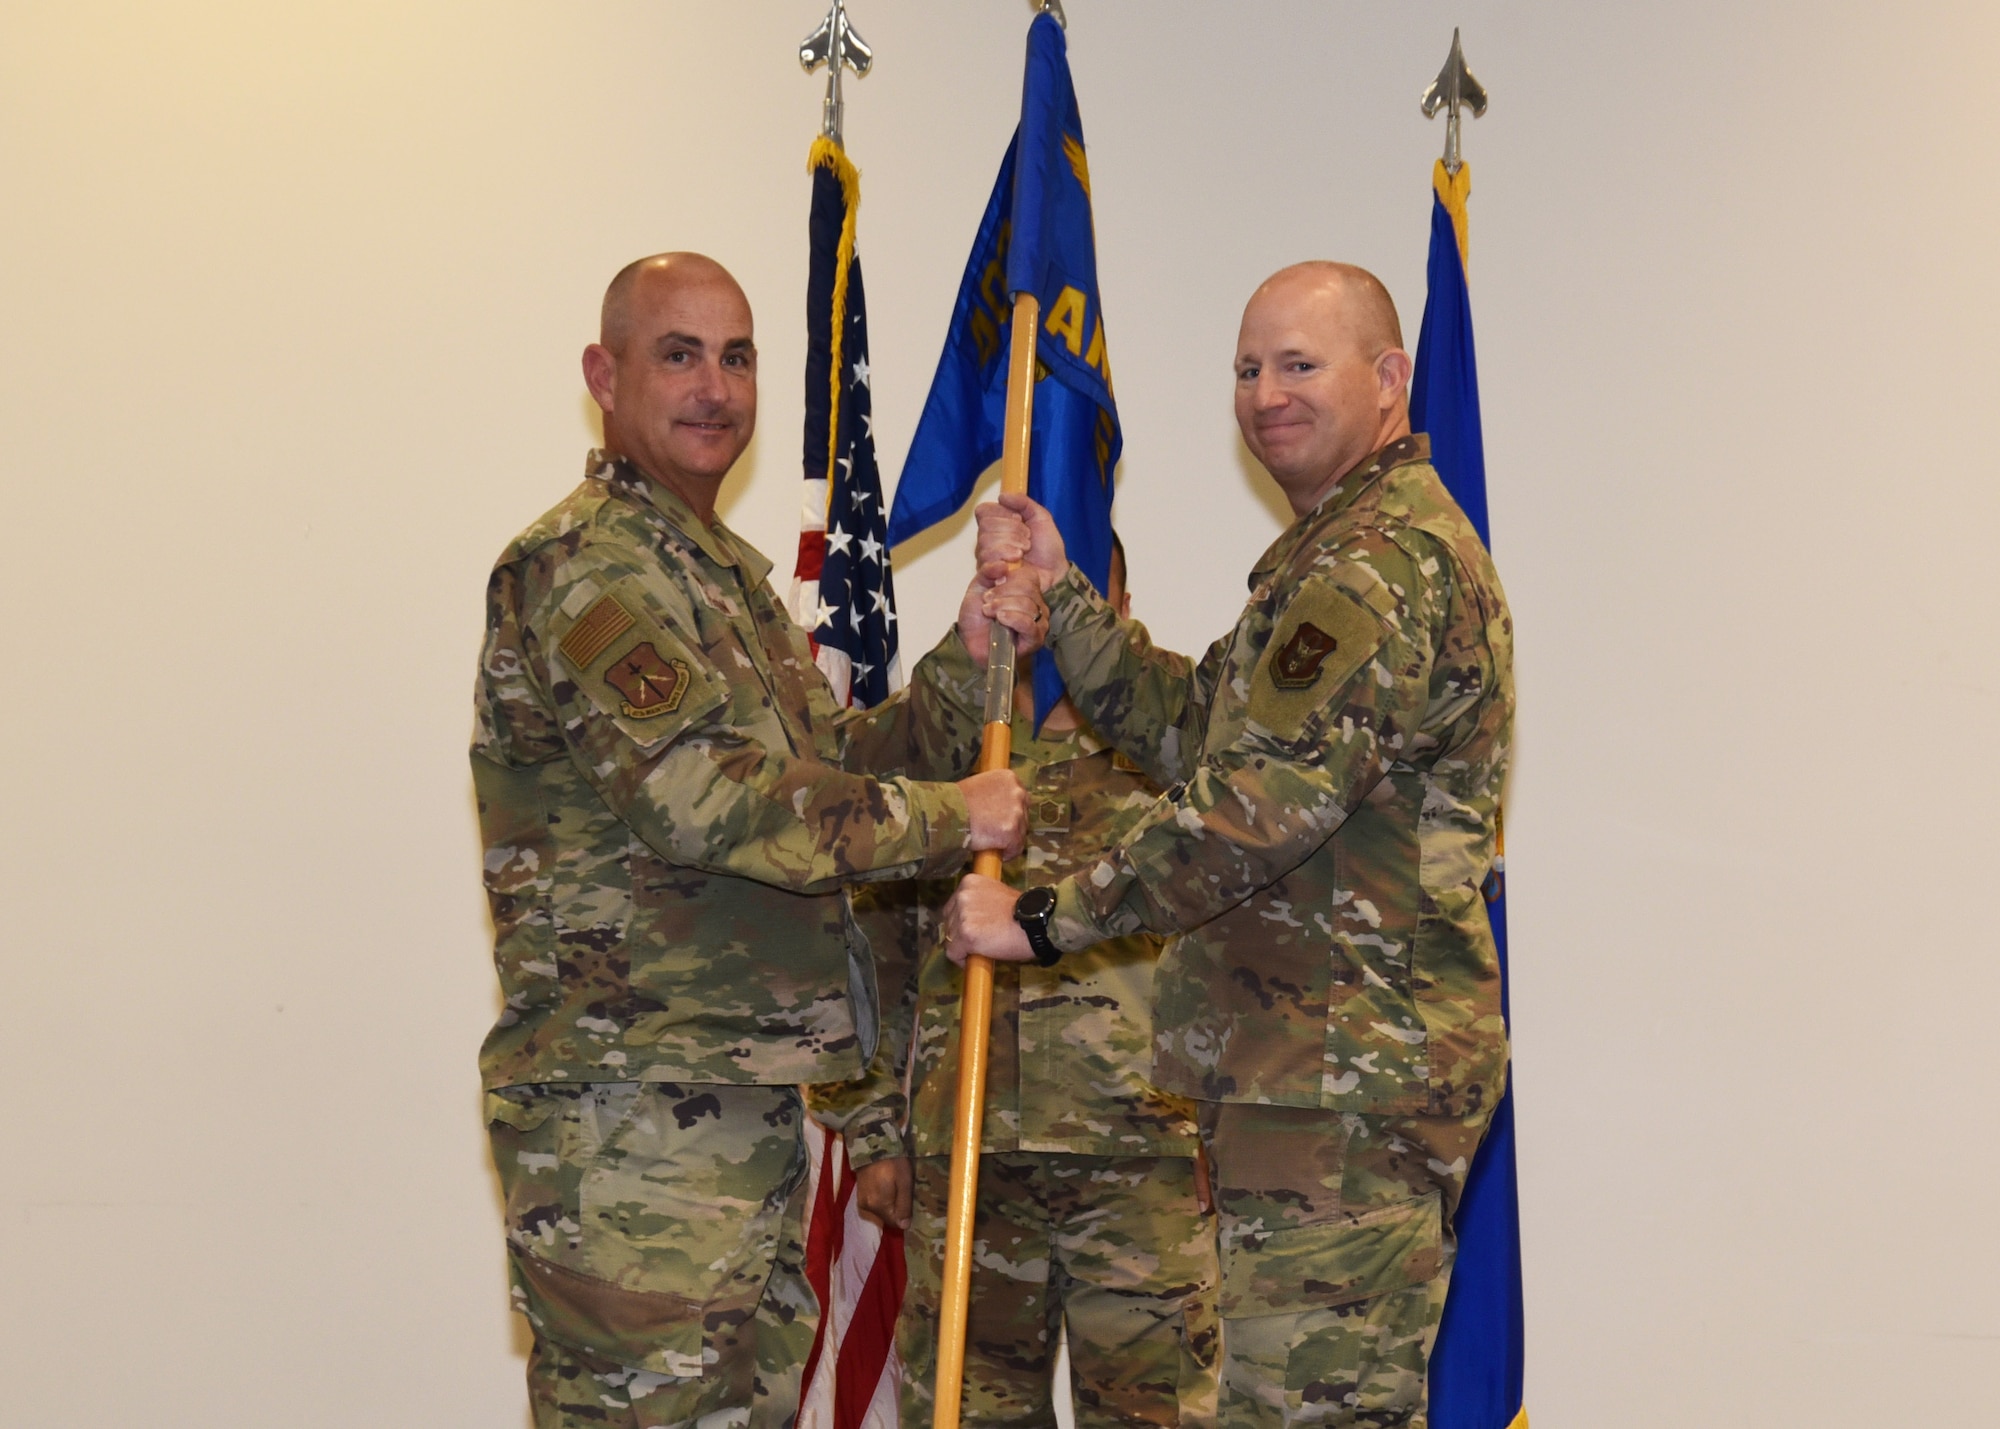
[1016,886,1057,922]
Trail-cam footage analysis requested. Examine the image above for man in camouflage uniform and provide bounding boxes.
[809,542,1221,1427]
[473,252,1042,1429]
[950,263,1514,1427]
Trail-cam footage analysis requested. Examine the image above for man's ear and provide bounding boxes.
[1376,347,1413,407]
[582,343,617,414]
[1115,590,1132,620]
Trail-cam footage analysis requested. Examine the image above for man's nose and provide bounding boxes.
[1252,372,1287,411]
[689,358,729,405]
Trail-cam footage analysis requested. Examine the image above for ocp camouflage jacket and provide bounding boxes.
[473,452,985,1092]
[1043,436,1514,1117]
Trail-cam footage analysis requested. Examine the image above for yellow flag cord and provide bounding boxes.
[1432,158,1472,272]
[807,136,863,487]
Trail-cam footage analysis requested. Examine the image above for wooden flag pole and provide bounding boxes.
[933,290,1039,1429]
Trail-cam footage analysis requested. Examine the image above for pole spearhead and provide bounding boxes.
[1421,27,1488,174]
[801,0,873,143]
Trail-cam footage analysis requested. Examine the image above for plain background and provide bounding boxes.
[4,2,1998,1425]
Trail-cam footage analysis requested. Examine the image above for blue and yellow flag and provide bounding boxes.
[1412,159,1528,1429]
[885,12,1119,724]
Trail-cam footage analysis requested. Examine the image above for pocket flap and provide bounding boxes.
[510,1247,707,1379]
[484,1088,559,1134]
[1219,1191,1443,1318]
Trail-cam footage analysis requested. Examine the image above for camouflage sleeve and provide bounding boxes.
[1043,564,1228,786]
[804,882,927,1166]
[531,553,973,893]
[826,626,990,782]
[1046,555,1432,952]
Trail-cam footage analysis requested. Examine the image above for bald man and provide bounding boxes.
[952,262,1515,1427]
[472,253,1042,1429]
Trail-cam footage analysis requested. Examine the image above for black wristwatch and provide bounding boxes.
[1013,885,1063,966]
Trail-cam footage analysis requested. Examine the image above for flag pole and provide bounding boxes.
[933,289,1039,1429]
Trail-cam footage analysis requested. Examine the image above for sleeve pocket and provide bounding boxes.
[551,580,727,752]
[1248,578,1388,744]
[1218,1190,1443,1318]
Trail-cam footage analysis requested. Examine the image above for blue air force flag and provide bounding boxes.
[1411,159,1529,1429]
[885,12,1119,724]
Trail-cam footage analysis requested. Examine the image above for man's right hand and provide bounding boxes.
[958,767,1028,859]
[957,564,1049,667]
[974,493,1067,593]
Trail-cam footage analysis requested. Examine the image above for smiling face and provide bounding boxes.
[1233,264,1412,516]
[583,254,757,518]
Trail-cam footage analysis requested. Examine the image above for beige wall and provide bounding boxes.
[4,2,1997,1424]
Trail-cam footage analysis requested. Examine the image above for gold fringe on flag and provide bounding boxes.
[808,135,863,487]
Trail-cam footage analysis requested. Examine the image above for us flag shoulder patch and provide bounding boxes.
[559,595,635,669]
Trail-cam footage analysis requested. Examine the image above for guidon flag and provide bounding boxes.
[884,11,1120,726]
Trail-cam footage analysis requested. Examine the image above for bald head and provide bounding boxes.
[600,252,748,355]
[1250,261,1403,360]
[1233,261,1414,515]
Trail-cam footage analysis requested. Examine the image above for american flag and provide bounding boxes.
[792,137,900,707]
[792,135,906,1429]
[798,1121,906,1429]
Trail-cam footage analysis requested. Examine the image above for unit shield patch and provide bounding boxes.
[605,643,690,719]
[1271,621,1342,689]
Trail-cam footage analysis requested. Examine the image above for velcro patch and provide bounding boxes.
[558,595,636,669]
[1272,621,1343,689]
[1250,579,1387,739]
[1267,589,1379,696]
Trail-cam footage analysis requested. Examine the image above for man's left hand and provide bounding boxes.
[941,872,1035,965]
[853,1156,912,1231]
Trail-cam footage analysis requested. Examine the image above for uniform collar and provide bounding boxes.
[1249,433,1430,585]
[588,449,772,585]
[1009,712,1106,761]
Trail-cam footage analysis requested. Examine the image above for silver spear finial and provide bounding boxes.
[1037,0,1067,30]
[800,0,874,145]
[1421,28,1488,175]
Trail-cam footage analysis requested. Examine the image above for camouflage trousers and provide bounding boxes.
[1197,1102,1492,1429]
[486,1081,817,1429]
[900,1151,1220,1428]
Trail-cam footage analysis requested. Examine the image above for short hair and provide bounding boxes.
[599,252,739,352]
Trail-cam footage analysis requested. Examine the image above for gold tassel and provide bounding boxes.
[808,136,864,484]
[1432,158,1472,272]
